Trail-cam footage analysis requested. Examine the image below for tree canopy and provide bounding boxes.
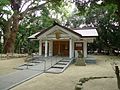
[73,0,120,55]
[0,0,120,55]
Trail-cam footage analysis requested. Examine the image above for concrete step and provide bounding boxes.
[46,58,73,74]
[56,62,67,65]
[51,66,64,69]
[54,64,66,67]
[59,61,69,62]
[57,62,68,65]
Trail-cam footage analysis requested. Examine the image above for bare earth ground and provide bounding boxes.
[9,55,119,90]
[0,57,25,75]
[0,55,120,90]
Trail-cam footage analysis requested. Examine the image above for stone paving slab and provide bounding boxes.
[16,62,45,70]
[0,70,43,90]
[0,56,63,90]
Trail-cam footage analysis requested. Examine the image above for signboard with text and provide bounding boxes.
[74,42,83,50]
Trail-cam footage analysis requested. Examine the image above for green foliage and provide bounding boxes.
[14,0,72,53]
[0,0,11,15]
[0,0,72,54]
[75,0,120,54]
[0,0,9,6]
[15,3,68,53]
[4,0,120,55]
[86,4,120,50]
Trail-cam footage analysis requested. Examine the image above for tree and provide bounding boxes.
[14,1,71,54]
[74,0,120,54]
[15,6,54,53]
[1,0,64,53]
[74,0,120,24]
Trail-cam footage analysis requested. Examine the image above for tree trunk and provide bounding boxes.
[3,13,19,53]
[2,1,47,54]
[4,31,17,53]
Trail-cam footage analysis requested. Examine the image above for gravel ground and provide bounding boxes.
[10,55,120,90]
[0,57,25,75]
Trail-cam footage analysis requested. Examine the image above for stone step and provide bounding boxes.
[59,60,70,62]
[57,62,69,64]
[56,62,67,65]
[51,66,64,69]
[46,58,73,73]
[46,68,63,73]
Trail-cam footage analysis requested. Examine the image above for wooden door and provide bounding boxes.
[53,41,69,56]
[53,41,60,56]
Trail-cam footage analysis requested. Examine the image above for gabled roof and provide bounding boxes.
[35,22,82,38]
[28,22,98,39]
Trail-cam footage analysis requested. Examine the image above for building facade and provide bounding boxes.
[28,23,98,58]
